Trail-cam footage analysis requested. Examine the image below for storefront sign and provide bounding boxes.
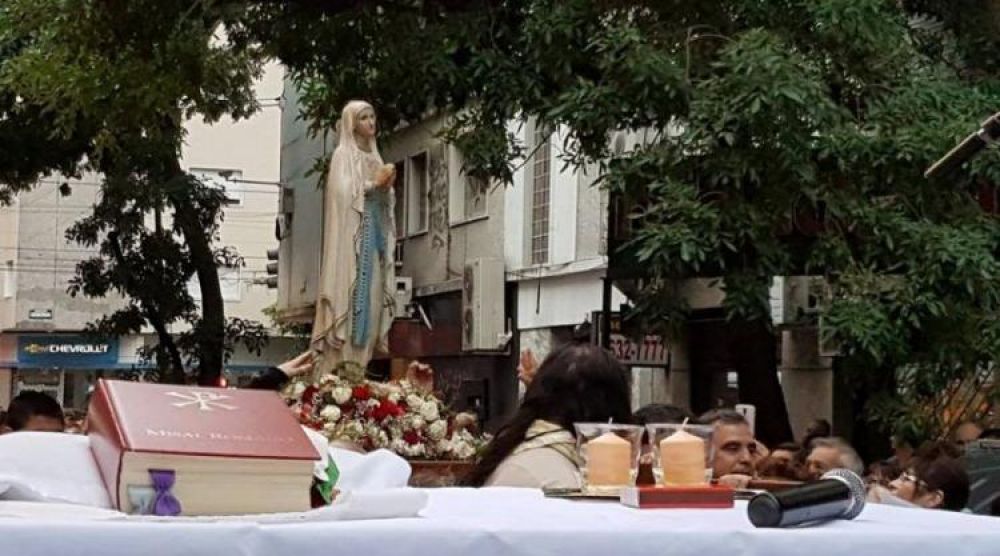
[592,311,670,367]
[17,335,119,368]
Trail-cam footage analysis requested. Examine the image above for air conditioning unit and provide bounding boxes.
[462,258,505,351]
[394,276,413,316]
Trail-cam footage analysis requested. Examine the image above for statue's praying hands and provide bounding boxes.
[375,163,396,189]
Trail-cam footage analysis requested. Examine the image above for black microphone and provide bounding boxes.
[925,112,1000,179]
[747,469,866,528]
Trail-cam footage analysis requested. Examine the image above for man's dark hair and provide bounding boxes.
[633,404,694,427]
[773,442,801,453]
[697,408,748,427]
[5,391,65,432]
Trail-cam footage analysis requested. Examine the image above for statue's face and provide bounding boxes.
[354,107,377,139]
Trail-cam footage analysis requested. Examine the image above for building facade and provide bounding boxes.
[272,88,836,434]
[0,62,299,409]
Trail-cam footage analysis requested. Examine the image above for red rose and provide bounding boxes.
[352,386,371,401]
[403,430,422,445]
[372,398,403,421]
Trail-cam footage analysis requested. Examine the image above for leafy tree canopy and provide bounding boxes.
[236,0,1000,438]
[0,0,269,383]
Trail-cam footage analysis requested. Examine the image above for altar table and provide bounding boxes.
[1,487,997,556]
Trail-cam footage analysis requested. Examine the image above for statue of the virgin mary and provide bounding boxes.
[312,101,396,375]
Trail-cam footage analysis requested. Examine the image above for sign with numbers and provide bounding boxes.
[592,312,670,367]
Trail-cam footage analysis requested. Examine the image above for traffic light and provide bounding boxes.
[263,247,278,289]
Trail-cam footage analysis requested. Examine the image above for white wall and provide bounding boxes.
[180,61,284,326]
[549,125,578,265]
[515,269,626,330]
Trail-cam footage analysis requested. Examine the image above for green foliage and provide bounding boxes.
[236,0,1000,439]
[0,0,268,384]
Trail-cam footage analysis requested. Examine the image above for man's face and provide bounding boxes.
[805,445,840,480]
[21,415,65,433]
[770,449,796,466]
[953,423,982,447]
[712,423,756,477]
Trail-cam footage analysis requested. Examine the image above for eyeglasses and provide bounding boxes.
[899,471,936,495]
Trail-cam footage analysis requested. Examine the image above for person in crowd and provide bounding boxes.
[952,421,983,450]
[699,409,758,488]
[63,409,86,434]
[633,403,695,428]
[246,351,316,390]
[804,436,865,480]
[516,348,539,400]
[757,442,803,481]
[463,343,632,489]
[796,418,832,461]
[885,453,970,511]
[866,459,902,489]
[753,439,770,467]
[1,390,65,433]
[769,442,799,466]
[889,433,918,469]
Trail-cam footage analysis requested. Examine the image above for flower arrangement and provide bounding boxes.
[283,361,489,460]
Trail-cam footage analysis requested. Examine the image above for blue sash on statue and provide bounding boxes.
[352,192,387,347]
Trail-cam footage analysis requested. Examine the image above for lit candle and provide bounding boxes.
[586,432,632,486]
[659,429,706,485]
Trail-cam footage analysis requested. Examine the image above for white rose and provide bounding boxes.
[344,421,364,438]
[420,401,440,422]
[428,420,447,441]
[403,443,426,458]
[388,391,402,403]
[450,439,476,460]
[390,439,408,454]
[406,394,424,409]
[320,405,341,422]
[289,382,307,398]
[332,387,352,405]
[410,416,426,430]
[436,439,452,454]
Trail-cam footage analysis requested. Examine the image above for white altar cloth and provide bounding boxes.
[2,487,997,556]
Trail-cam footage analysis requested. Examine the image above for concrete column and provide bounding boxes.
[780,327,833,440]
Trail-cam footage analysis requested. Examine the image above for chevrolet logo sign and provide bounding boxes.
[23,343,110,355]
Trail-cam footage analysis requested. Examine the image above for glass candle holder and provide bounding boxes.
[646,423,714,486]
[573,423,643,494]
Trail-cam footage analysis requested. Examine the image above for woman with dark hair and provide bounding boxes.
[463,343,632,488]
[885,454,970,511]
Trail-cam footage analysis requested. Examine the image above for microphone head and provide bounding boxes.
[821,468,866,520]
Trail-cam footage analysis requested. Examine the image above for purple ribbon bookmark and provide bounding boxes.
[149,469,182,516]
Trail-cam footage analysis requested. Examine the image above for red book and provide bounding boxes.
[620,485,735,509]
[88,379,319,515]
